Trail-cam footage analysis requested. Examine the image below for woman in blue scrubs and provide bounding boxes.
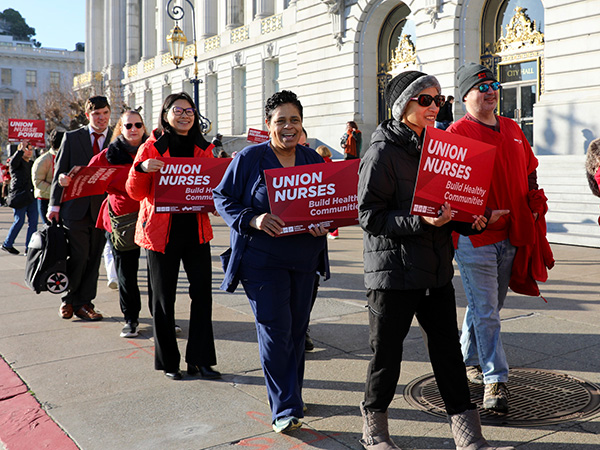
[213,90,329,433]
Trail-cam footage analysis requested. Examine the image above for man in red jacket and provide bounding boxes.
[447,63,540,415]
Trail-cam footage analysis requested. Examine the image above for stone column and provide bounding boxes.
[141,0,157,60]
[226,0,244,30]
[126,0,141,64]
[198,0,218,39]
[156,1,169,54]
[255,0,274,19]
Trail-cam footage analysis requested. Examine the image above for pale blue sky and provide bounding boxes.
[0,0,85,50]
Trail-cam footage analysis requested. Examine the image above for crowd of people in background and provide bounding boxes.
[0,59,557,448]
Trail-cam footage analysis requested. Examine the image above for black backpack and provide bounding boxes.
[25,221,70,294]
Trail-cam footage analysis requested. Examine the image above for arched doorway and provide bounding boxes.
[376,3,414,123]
[481,0,544,145]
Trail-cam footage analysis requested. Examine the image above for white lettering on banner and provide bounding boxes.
[423,157,471,180]
[159,164,202,175]
[158,175,211,186]
[273,183,336,202]
[427,139,468,162]
[272,171,323,189]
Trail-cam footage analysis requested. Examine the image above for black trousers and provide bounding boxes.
[146,218,216,372]
[363,282,474,415]
[62,210,106,308]
[107,236,141,323]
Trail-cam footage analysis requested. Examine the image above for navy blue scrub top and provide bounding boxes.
[243,145,325,272]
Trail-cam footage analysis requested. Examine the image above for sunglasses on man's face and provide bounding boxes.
[410,94,445,108]
[124,122,143,129]
[477,81,501,93]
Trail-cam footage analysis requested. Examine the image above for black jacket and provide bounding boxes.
[358,120,481,291]
[8,150,35,206]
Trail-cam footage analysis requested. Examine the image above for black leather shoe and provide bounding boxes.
[187,364,221,379]
[164,371,182,380]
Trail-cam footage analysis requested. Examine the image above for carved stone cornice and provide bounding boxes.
[320,0,345,49]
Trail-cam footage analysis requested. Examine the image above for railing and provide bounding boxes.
[261,14,282,35]
[231,25,249,44]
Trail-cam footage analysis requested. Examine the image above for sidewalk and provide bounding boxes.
[0,204,599,449]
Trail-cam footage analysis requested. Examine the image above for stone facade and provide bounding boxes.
[81,0,600,246]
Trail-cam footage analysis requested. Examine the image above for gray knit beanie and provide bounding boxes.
[384,71,441,121]
[457,62,497,101]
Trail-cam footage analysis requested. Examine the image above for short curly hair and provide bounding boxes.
[265,90,303,123]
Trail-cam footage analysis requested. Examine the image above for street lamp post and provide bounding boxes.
[166,0,211,134]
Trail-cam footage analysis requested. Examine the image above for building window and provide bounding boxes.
[26,99,38,117]
[233,67,246,135]
[26,70,37,87]
[1,68,11,85]
[2,98,13,114]
[50,72,60,89]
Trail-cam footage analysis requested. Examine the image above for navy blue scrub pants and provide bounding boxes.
[240,263,315,423]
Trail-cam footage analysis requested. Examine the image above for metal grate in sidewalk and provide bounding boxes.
[404,368,600,426]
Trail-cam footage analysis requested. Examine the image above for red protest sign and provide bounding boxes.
[8,119,46,147]
[247,128,269,143]
[265,159,360,236]
[153,157,231,213]
[61,166,124,203]
[411,126,497,222]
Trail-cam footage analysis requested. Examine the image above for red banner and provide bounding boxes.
[61,166,124,203]
[8,119,46,147]
[153,157,231,213]
[411,126,497,222]
[265,159,360,236]
[247,128,270,143]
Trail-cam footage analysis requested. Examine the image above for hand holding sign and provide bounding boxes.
[250,213,285,237]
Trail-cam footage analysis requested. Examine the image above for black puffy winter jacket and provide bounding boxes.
[358,120,482,291]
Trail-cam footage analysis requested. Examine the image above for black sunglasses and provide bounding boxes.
[410,94,445,108]
[124,122,143,129]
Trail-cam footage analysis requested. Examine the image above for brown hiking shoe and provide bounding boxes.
[483,382,509,414]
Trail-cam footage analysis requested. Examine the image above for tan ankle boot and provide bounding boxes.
[359,402,401,450]
[448,408,515,450]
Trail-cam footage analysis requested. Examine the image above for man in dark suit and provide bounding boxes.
[48,96,112,321]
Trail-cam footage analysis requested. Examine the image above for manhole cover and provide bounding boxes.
[404,368,600,426]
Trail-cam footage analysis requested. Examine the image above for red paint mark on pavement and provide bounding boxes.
[236,436,276,449]
[9,282,29,290]
[0,357,78,450]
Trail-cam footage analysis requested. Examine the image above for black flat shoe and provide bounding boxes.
[164,370,182,380]
[187,364,221,379]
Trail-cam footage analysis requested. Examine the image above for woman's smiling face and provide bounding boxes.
[266,103,302,154]
[165,99,195,135]
[402,86,441,135]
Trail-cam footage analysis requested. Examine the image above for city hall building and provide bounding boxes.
[77,0,600,246]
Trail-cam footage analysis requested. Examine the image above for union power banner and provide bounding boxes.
[8,119,46,147]
[411,126,497,222]
[61,166,124,203]
[265,159,359,236]
[153,157,231,213]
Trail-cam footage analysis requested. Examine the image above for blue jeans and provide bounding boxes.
[454,235,515,384]
[3,201,38,250]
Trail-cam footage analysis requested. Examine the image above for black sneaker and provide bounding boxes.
[305,330,314,351]
[120,321,139,338]
[483,382,509,413]
[1,244,19,255]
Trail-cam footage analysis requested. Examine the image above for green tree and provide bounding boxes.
[0,8,38,43]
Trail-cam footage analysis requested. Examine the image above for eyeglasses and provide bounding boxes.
[477,82,501,93]
[124,122,143,130]
[410,94,445,108]
[171,106,196,116]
